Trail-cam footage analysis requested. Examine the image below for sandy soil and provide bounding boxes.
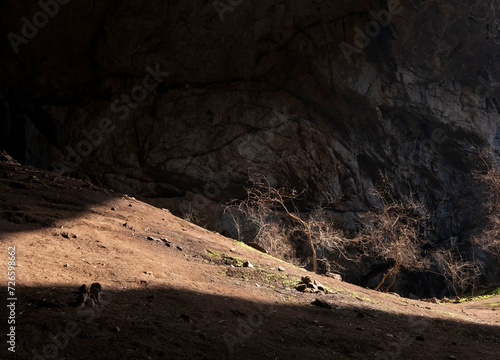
[1,159,499,360]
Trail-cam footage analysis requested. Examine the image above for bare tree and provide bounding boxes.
[227,178,353,273]
[223,207,242,242]
[474,147,500,262]
[182,204,207,228]
[359,175,429,292]
[432,248,480,297]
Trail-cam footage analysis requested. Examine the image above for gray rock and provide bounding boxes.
[311,298,333,309]
[295,284,307,292]
[301,276,313,284]
[89,283,102,302]
[246,242,268,254]
[75,293,87,307]
[90,292,102,304]
[85,297,95,307]
[307,282,318,290]
[325,273,343,282]
[90,282,102,294]
[304,288,317,293]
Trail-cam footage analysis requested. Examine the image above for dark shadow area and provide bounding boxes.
[0,160,121,237]
[4,285,499,360]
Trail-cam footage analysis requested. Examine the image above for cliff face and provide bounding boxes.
[1,1,499,261]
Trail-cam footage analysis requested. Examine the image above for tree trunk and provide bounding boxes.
[385,264,400,292]
[375,263,400,292]
[375,269,392,291]
[307,231,317,274]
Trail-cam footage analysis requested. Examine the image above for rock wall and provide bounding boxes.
[1,0,500,285]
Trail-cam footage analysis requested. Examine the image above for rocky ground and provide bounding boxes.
[1,157,499,360]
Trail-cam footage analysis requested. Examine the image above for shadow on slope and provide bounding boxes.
[0,160,120,238]
[7,285,500,360]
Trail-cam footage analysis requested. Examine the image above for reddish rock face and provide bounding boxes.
[1,0,499,243]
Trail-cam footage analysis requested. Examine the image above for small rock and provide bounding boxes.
[313,280,325,289]
[278,266,285,272]
[90,283,102,303]
[303,288,315,293]
[176,246,183,251]
[90,283,102,304]
[301,276,312,284]
[147,236,158,241]
[243,261,253,268]
[325,273,343,281]
[128,204,132,207]
[447,356,457,360]
[311,298,333,309]
[90,292,102,304]
[113,326,121,332]
[85,297,95,307]
[111,207,116,211]
[79,284,89,295]
[430,297,439,304]
[385,334,394,339]
[416,335,425,341]
[180,314,191,322]
[246,242,268,254]
[256,284,260,287]
[63,264,70,267]
[61,232,70,239]
[75,293,87,307]
[307,282,318,290]
[295,284,307,292]
[90,283,102,294]
[356,326,364,331]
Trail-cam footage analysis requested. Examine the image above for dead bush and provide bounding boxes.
[432,248,480,297]
[474,147,500,261]
[227,178,353,273]
[358,174,429,292]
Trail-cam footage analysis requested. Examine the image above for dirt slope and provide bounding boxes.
[1,159,499,360]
